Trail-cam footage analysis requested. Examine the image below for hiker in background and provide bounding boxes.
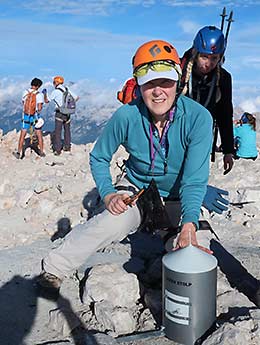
[180,26,234,175]
[233,112,258,160]
[37,39,213,295]
[43,76,79,156]
[13,78,45,159]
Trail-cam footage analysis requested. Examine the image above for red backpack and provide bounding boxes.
[117,78,138,104]
[23,90,38,115]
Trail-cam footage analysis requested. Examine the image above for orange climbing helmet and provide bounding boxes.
[132,40,181,70]
[132,40,182,86]
[53,75,64,84]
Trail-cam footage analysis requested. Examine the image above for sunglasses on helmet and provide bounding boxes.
[133,61,180,78]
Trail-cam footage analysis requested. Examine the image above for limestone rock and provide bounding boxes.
[94,300,137,336]
[0,196,16,209]
[83,264,140,308]
[16,189,34,208]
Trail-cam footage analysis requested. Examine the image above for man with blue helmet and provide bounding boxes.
[181,26,234,175]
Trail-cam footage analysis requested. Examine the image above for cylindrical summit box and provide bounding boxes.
[162,244,218,345]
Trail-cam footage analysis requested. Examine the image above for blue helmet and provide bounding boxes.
[241,113,249,124]
[193,26,226,55]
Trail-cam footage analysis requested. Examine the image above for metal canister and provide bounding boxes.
[162,244,218,345]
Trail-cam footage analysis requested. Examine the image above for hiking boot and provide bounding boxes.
[36,272,62,300]
[12,151,21,159]
[63,146,71,152]
[39,151,46,157]
[54,151,61,156]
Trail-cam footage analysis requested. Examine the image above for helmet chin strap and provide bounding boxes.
[174,79,182,104]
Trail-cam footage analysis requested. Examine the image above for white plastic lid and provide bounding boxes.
[163,245,218,274]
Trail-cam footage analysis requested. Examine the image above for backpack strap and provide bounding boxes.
[56,86,65,93]
[54,87,65,109]
[23,89,31,102]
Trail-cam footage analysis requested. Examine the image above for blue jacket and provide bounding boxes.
[90,95,212,227]
[234,124,258,158]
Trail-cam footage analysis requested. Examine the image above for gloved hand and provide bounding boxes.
[42,88,47,95]
[202,185,229,214]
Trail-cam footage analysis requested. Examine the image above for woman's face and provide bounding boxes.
[195,53,221,75]
[140,78,177,120]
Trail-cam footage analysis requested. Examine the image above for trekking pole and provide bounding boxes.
[225,10,234,43]
[219,8,234,65]
[211,123,218,162]
[220,7,227,31]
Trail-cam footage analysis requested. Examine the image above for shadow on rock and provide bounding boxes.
[123,232,165,326]
[51,217,72,242]
[0,275,38,345]
[0,274,100,345]
[218,305,257,325]
[36,283,99,345]
[82,187,105,220]
[210,239,260,307]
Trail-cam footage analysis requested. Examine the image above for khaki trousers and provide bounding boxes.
[42,179,212,279]
[43,179,141,279]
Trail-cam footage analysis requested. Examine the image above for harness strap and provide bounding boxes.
[55,116,64,122]
[22,114,36,125]
[189,72,216,108]
[55,111,71,123]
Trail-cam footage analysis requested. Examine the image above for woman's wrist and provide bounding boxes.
[181,222,197,233]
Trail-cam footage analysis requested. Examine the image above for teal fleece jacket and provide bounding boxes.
[233,124,258,158]
[90,95,212,227]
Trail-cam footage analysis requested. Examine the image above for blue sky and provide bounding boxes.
[0,0,260,111]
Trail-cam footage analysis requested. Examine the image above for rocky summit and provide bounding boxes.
[0,128,259,345]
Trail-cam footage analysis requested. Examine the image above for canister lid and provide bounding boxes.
[162,245,218,273]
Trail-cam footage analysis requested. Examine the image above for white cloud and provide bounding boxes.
[21,0,156,16]
[0,78,27,102]
[239,97,260,113]
[0,18,148,81]
[15,0,260,16]
[165,0,219,7]
[165,0,260,7]
[241,57,260,69]
[0,76,119,110]
[22,0,112,16]
[233,83,260,114]
[178,20,200,34]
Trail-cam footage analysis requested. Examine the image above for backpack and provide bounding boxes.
[23,90,38,115]
[57,86,76,115]
[117,78,138,104]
